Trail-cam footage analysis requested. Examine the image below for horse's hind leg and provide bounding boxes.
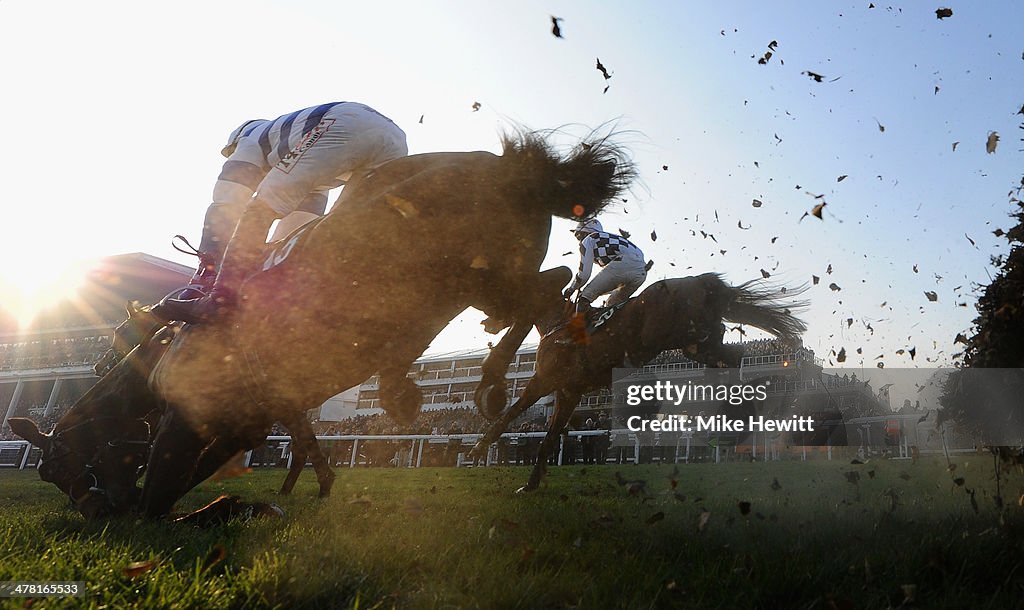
[280,416,334,497]
[520,389,581,493]
[279,440,303,496]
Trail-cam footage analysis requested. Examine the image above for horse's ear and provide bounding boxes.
[7,417,50,450]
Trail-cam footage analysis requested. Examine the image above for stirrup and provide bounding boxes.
[150,286,212,324]
[159,285,209,305]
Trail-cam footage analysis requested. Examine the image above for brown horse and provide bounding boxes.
[469,273,808,492]
[101,303,336,498]
[29,128,633,519]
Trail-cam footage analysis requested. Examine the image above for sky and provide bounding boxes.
[1,1,1021,370]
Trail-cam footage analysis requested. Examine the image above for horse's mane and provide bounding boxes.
[499,127,636,220]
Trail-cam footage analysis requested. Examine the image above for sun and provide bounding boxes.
[0,259,89,330]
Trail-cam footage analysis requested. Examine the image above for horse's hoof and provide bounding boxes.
[475,384,507,421]
[515,485,537,494]
[481,316,509,334]
[318,478,335,499]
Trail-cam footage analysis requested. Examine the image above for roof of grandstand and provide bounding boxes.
[0,253,192,338]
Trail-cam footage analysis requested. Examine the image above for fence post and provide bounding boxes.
[350,439,359,468]
[20,442,32,470]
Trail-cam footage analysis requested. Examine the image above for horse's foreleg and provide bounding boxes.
[475,267,571,420]
[470,375,554,458]
[520,389,581,493]
[379,367,423,426]
[475,321,533,420]
[140,408,209,518]
[142,409,269,519]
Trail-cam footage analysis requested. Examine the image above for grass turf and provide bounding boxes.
[0,456,1022,609]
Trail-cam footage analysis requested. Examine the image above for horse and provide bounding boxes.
[101,303,336,498]
[31,128,634,519]
[468,272,808,492]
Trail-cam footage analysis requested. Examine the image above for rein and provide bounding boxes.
[49,415,152,458]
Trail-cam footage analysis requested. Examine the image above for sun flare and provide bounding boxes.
[0,260,90,330]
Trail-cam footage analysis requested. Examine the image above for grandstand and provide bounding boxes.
[347,347,545,419]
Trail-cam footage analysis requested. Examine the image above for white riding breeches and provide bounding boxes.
[255,106,408,216]
[579,253,647,306]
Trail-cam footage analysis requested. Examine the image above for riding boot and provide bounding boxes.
[185,251,219,295]
[575,297,593,321]
[158,201,279,324]
[171,200,243,299]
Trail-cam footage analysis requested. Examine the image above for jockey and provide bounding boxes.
[163,101,408,323]
[563,218,647,317]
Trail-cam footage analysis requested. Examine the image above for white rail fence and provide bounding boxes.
[6,427,959,472]
[2,430,700,471]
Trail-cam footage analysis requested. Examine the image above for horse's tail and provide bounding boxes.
[499,126,637,220]
[716,275,809,340]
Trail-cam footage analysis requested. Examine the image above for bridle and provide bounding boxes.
[93,347,123,377]
[42,414,152,510]
[94,327,139,377]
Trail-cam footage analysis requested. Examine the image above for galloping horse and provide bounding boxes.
[469,273,808,492]
[95,303,336,498]
[24,129,634,519]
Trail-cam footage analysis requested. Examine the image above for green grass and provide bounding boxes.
[1,456,1022,609]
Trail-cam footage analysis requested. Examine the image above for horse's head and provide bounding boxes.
[535,298,577,336]
[11,326,170,520]
[9,410,152,520]
[95,302,166,376]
